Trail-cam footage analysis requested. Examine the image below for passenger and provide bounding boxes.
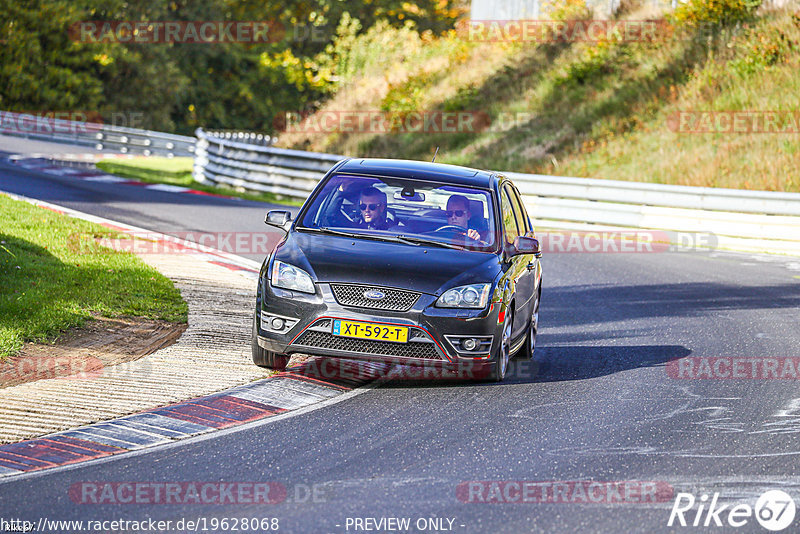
[446,195,483,242]
[358,187,395,230]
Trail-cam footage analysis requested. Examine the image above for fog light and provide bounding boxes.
[270,317,285,330]
[462,338,478,351]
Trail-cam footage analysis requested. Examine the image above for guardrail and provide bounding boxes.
[204,130,276,147]
[0,110,195,157]
[507,172,800,255]
[192,132,800,256]
[5,111,796,256]
[193,128,343,199]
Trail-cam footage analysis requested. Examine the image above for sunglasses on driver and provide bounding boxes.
[445,210,467,218]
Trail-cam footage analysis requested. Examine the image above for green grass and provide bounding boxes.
[0,194,188,359]
[96,157,302,205]
[279,2,800,192]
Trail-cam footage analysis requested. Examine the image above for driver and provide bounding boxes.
[358,187,395,230]
[446,195,483,241]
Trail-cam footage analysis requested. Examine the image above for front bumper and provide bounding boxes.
[255,278,502,367]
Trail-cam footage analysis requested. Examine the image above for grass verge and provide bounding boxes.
[0,194,188,359]
[95,157,303,206]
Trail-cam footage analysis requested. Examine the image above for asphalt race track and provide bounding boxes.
[2,137,800,532]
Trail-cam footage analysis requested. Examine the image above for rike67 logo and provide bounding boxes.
[668,490,796,531]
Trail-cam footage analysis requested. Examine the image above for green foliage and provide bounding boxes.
[0,0,462,134]
[0,0,105,112]
[328,19,424,85]
[557,41,616,87]
[442,84,480,112]
[728,18,800,76]
[292,1,799,192]
[671,0,762,27]
[548,0,592,21]
[381,72,430,112]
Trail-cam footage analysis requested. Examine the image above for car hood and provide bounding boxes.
[274,232,501,295]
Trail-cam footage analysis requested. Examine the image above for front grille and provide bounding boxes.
[293,329,443,360]
[330,284,420,312]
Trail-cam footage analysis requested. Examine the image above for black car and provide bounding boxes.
[252,158,542,381]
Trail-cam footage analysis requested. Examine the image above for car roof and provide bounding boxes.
[335,158,499,189]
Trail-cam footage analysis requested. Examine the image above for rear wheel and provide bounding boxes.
[252,315,289,371]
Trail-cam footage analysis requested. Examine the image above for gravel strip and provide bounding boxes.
[0,253,267,444]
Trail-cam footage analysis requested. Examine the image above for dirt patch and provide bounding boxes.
[0,315,187,388]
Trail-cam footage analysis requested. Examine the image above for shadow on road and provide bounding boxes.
[371,343,690,388]
[543,282,800,330]
[527,344,691,383]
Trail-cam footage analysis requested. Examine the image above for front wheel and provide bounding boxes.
[488,312,512,382]
[252,315,289,371]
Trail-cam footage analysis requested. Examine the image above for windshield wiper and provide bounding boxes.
[394,235,460,250]
[300,227,463,249]
[299,226,360,238]
[300,226,416,246]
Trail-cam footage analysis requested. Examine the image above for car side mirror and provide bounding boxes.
[265,210,292,231]
[511,236,542,258]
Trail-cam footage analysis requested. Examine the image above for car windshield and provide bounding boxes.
[298,174,496,251]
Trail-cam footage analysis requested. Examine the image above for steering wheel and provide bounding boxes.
[430,225,487,245]
[430,225,469,238]
[433,224,467,232]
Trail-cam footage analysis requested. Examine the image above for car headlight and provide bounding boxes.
[436,283,490,309]
[271,260,315,294]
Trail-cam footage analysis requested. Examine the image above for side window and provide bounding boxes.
[507,185,531,236]
[500,188,520,246]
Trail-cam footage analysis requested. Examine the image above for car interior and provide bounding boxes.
[331,185,491,242]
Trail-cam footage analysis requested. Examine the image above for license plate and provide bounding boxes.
[332,320,408,343]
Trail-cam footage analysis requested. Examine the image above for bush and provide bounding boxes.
[328,18,423,85]
[557,41,615,87]
[549,0,592,21]
[728,13,800,76]
[672,0,762,27]
[442,84,480,112]
[381,74,429,113]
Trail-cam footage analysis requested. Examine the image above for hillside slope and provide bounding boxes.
[277,0,800,192]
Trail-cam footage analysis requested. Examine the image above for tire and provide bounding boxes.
[515,286,540,361]
[488,312,512,382]
[515,324,535,361]
[252,315,289,371]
